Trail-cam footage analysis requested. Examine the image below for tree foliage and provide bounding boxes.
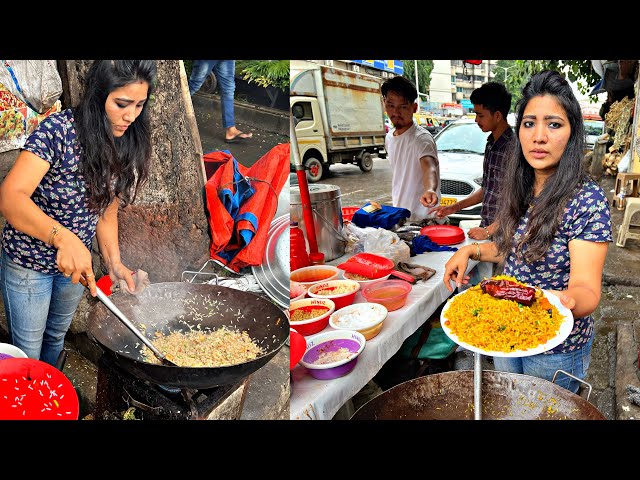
[506,60,601,105]
[239,60,290,91]
[402,60,434,99]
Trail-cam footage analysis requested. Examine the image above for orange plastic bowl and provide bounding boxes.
[289,298,335,336]
[290,265,340,288]
[361,279,412,312]
[307,279,361,310]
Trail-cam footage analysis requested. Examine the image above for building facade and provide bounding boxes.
[301,59,499,113]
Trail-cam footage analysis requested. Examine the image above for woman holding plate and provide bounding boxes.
[442,70,612,394]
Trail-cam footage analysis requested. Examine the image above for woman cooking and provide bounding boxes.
[0,60,156,367]
[442,70,612,394]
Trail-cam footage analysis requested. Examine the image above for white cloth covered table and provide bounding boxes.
[290,233,493,420]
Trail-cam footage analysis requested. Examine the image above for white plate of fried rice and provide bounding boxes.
[440,285,574,357]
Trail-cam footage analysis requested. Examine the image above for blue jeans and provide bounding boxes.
[188,60,236,129]
[492,335,593,394]
[0,249,85,366]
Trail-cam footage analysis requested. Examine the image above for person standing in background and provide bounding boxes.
[382,76,440,224]
[430,82,515,241]
[188,60,253,143]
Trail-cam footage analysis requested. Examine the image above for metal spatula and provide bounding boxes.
[90,280,178,367]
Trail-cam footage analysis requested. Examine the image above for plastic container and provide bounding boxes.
[307,279,360,310]
[290,222,310,272]
[289,298,335,336]
[0,343,28,361]
[329,303,388,340]
[290,265,340,288]
[290,281,308,302]
[341,270,391,288]
[300,330,366,380]
[361,279,412,312]
[289,329,307,370]
[342,206,360,223]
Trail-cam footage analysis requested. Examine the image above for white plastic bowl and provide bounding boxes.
[0,342,28,360]
[341,270,391,288]
[329,303,388,340]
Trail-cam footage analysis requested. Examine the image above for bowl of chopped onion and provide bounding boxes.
[300,329,366,380]
[329,302,388,340]
[340,270,391,288]
[307,279,360,310]
[289,297,335,336]
[290,281,307,302]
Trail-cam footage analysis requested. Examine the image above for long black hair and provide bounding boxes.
[74,60,157,214]
[493,69,588,262]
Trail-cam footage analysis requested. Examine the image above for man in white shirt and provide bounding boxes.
[382,76,440,223]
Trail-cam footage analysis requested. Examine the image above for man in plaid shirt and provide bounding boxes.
[430,82,515,241]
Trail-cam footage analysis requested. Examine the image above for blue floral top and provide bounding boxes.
[1,109,99,275]
[503,179,612,354]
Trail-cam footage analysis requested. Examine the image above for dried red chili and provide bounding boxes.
[480,279,537,306]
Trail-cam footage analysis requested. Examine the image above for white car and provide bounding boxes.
[434,118,490,223]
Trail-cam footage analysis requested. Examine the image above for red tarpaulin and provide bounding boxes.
[204,143,290,272]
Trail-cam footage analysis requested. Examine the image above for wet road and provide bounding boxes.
[192,92,289,169]
[290,156,394,209]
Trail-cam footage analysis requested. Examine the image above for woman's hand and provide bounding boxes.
[54,228,97,294]
[443,245,474,292]
[108,261,136,293]
[546,289,577,311]
[467,226,490,240]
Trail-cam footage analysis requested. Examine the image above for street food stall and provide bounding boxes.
[290,234,492,420]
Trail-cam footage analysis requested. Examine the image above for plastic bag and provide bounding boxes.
[342,222,410,265]
[617,149,631,173]
[0,82,61,154]
[0,60,62,114]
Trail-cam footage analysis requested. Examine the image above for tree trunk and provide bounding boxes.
[59,60,211,284]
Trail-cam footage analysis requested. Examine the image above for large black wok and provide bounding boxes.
[88,282,289,389]
[351,370,606,420]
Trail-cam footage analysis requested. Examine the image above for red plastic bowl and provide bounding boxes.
[307,279,360,310]
[419,225,465,245]
[289,298,335,336]
[362,279,412,312]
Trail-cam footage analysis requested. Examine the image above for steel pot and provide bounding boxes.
[351,370,606,420]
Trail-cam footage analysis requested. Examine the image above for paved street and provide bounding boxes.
[191,92,289,169]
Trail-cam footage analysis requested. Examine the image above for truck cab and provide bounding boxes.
[290,61,387,183]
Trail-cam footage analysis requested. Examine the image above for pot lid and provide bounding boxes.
[419,225,466,245]
[252,214,289,309]
[290,184,341,204]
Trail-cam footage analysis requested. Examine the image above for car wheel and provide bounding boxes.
[304,157,323,183]
[358,152,374,172]
[201,72,218,94]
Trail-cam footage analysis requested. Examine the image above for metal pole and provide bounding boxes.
[474,351,482,420]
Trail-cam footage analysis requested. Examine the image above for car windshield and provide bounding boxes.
[435,122,489,155]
